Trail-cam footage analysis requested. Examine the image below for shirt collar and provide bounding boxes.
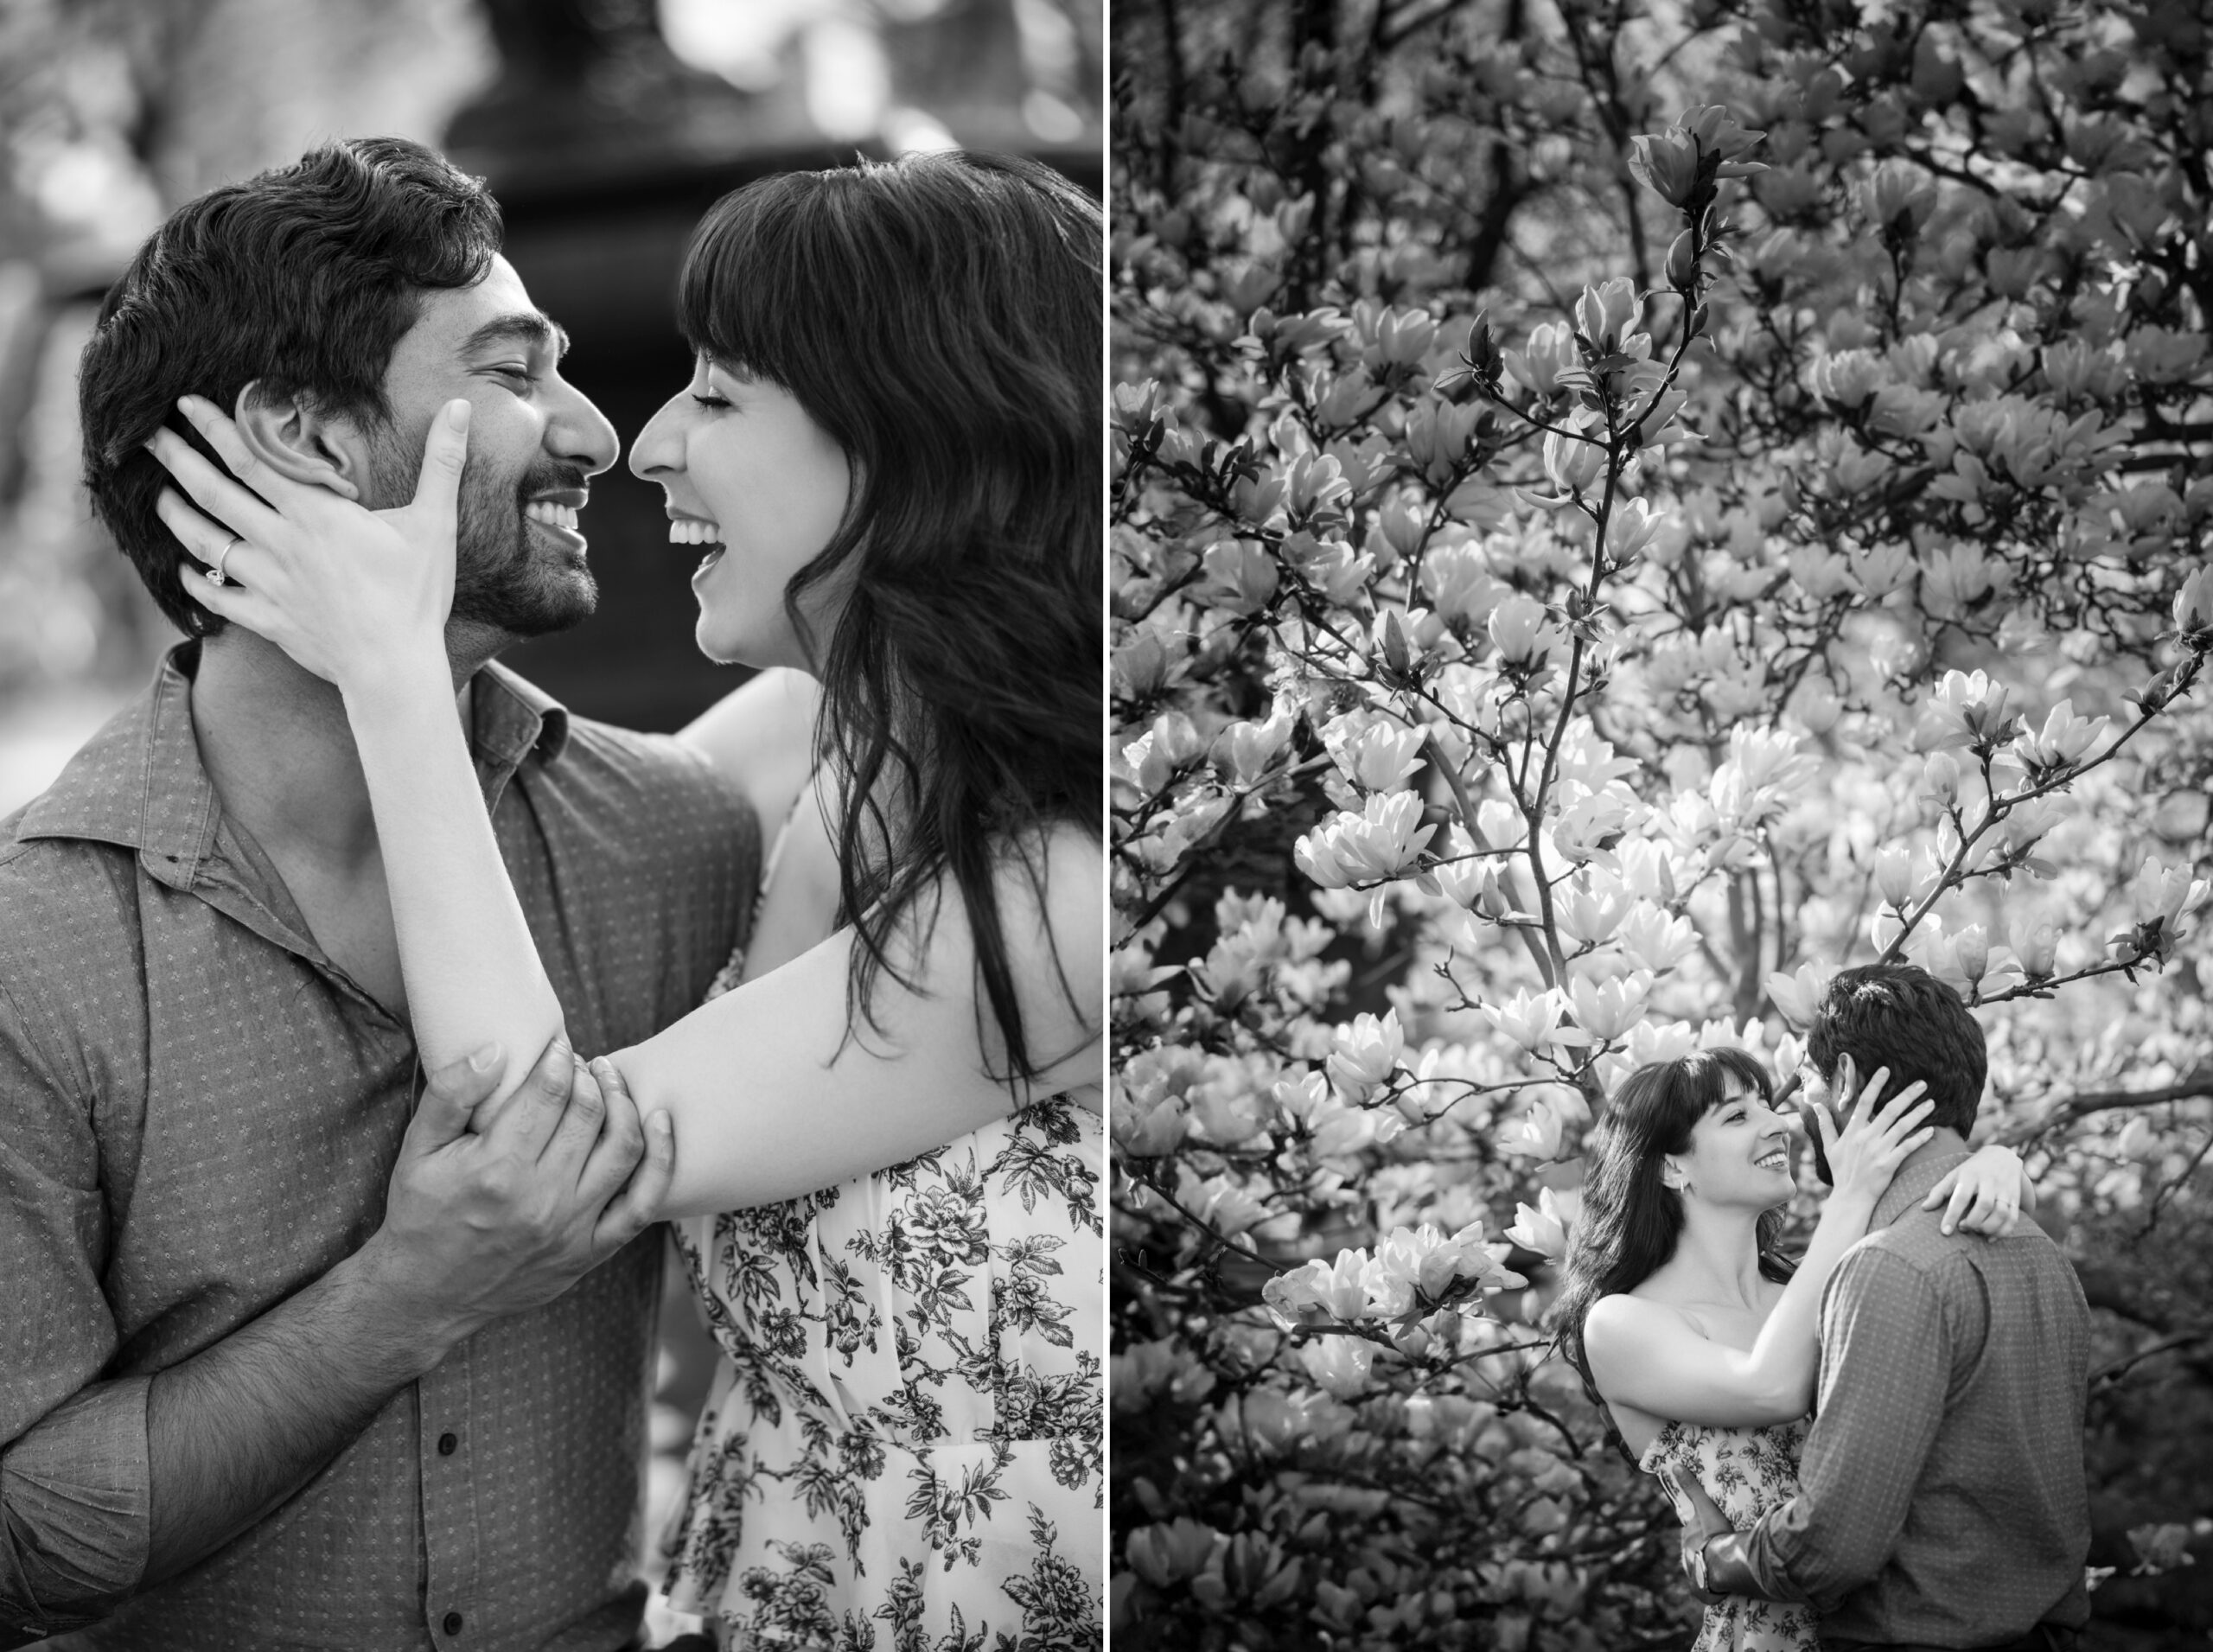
[14,643,571,882]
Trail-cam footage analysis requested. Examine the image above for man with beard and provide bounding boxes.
[0,139,754,1649]
[1684,963,2092,1650]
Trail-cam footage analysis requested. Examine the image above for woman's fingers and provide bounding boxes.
[409,399,471,536]
[1942,1178,1988,1235]
[174,394,316,512]
[155,488,266,583]
[145,422,289,546]
[179,564,284,639]
[1877,1096,1936,1143]
[1808,1097,1840,1154]
[1863,1077,1929,1133]
[595,1111,673,1253]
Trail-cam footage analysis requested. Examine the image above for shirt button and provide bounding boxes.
[444,1610,463,1634]
[437,1432,458,1456]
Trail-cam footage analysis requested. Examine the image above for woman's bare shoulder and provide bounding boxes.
[676,668,821,829]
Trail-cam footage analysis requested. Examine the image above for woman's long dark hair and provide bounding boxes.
[1551,1048,1795,1458]
[675,150,1100,1081]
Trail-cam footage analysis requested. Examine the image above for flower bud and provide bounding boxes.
[1665,228,1700,290]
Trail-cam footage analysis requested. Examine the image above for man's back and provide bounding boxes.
[1744,1145,2092,1646]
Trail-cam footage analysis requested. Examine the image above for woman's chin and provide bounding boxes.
[693,613,798,672]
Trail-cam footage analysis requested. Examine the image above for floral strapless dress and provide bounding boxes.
[660,919,1104,1649]
[1641,1419,1818,1651]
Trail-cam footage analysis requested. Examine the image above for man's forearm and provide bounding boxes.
[143,1239,470,1583]
[1699,1533,1779,1599]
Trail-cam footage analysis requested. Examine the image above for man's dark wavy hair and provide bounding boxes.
[675,150,1100,1083]
[1806,961,1987,1136]
[80,137,502,636]
[1550,1048,1795,1462]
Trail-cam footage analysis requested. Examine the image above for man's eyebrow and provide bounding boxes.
[462,312,571,358]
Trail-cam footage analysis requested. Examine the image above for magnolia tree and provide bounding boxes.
[1109,0,2213,1644]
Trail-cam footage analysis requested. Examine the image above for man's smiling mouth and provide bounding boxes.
[524,500,580,533]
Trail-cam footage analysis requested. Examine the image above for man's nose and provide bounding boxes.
[545,375,619,478]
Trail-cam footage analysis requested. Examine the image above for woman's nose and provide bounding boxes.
[628,394,683,480]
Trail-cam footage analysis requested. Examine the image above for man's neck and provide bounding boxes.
[1872,1126,1973,1228]
[188,628,476,868]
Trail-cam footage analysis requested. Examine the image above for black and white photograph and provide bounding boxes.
[0,2,1104,1647]
[1107,0,2212,1648]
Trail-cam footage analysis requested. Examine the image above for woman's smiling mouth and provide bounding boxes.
[668,517,724,545]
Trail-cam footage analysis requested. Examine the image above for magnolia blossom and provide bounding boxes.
[1502,1187,1574,1260]
[1122,711,1207,794]
[1553,788,1635,865]
[1872,844,1918,909]
[1765,960,1837,1028]
[1574,276,1639,354]
[1421,541,1501,623]
[1502,319,1577,396]
[1279,531,1374,605]
[1857,157,1939,234]
[1618,903,1698,972]
[1916,669,2017,752]
[1325,711,1429,794]
[1197,538,1279,616]
[1555,874,1632,947]
[2175,566,2213,644]
[2010,914,2062,978]
[1617,838,1680,903]
[1919,544,2005,622]
[1111,1085,1189,1156]
[2129,857,2209,938]
[1541,424,1605,494]
[1264,1248,1371,1324]
[1850,541,1916,599]
[1215,704,1295,788]
[1920,750,1964,810]
[1294,791,1435,888]
[1566,970,1652,1042]
[1627,129,1700,207]
[1328,1009,1406,1094]
[1501,1096,1566,1158]
[1482,986,1566,1052]
[2012,699,2108,772]
[1598,498,1660,566]
[1297,1336,1375,1399]
[1126,1518,1222,1588]
[1489,592,1553,665]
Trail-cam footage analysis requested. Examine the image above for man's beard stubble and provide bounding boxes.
[366,431,597,642]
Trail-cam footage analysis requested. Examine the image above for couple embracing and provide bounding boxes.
[1558,963,2092,1652]
[0,137,1100,1649]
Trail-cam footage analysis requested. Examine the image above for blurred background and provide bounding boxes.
[0,0,1098,1631]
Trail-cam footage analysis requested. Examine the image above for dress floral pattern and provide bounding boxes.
[662,921,1104,1649]
[1641,1419,1818,1652]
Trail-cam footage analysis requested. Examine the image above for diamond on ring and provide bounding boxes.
[209,536,239,586]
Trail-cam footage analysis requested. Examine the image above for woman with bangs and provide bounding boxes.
[1551,1048,2028,1651]
[149,150,1101,1649]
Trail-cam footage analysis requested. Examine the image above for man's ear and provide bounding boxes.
[230,382,371,501]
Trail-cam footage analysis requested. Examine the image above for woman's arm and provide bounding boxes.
[1585,1066,1934,1428]
[156,399,566,1111]
[605,823,1101,1215]
[150,396,1101,1203]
